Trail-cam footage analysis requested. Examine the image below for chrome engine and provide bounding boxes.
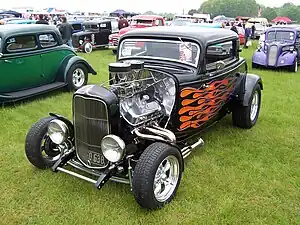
[108,61,176,128]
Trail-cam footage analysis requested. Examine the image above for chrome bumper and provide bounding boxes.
[56,159,129,188]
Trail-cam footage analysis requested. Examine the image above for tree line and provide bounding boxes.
[188,1,300,22]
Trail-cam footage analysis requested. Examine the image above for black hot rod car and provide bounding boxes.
[25,26,263,209]
[72,20,113,53]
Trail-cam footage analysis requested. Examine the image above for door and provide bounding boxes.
[0,34,43,93]
[38,33,74,84]
[176,40,240,135]
[95,22,112,46]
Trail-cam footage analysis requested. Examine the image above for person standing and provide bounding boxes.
[230,22,239,34]
[251,23,256,39]
[244,23,252,48]
[58,16,74,49]
[118,15,129,30]
[36,14,49,25]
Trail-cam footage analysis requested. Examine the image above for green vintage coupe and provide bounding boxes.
[0,24,97,103]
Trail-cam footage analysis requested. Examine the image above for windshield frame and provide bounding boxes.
[266,30,296,42]
[118,38,201,68]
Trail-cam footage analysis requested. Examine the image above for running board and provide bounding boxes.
[181,138,204,159]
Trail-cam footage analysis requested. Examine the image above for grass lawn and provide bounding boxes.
[0,43,299,225]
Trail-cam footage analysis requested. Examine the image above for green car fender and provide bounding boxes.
[56,55,97,83]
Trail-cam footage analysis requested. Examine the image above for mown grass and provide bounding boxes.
[0,43,299,225]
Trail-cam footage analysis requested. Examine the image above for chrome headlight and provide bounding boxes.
[47,119,69,145]
[79,40,83,45]
[101,135,125,163]
[282,46,294,52]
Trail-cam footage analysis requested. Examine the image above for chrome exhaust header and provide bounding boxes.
[133,124,176,143]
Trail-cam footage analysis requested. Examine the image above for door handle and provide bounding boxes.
[202,83,210,88]
[4,60,12,63]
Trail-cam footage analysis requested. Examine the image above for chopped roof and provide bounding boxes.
[0,24,59,37]
[121,26,238,46]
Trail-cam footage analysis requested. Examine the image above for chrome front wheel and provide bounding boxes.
[132,142,183,209]
[153,155,180,202]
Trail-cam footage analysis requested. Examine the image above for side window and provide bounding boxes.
[155,19,163,26]
[205,41,236,71]
[39,34,57,48]
[6,35,37,52]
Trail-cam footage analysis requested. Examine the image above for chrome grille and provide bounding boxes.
[112,36,119,46]
[268,45,278,66]
[73,95,109,168]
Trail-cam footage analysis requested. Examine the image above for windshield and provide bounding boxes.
[267,31,295,42]
[130,19,153,26]
[84,24,98,30]
[119,39,200,67]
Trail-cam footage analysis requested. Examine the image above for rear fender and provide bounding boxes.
[56,56,97,82]
[242,73,263,106]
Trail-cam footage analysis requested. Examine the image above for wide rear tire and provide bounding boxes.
[132,142,183,209]
[232,84,261,129]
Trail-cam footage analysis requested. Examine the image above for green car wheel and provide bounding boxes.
[66,63,88,91]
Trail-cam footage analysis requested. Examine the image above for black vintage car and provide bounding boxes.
[72,20,112,53]
[25,26,263,209]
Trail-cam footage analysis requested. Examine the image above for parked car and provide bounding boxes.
[109,15,165,54]
[188,22,222,28]
[252,23,267,39]
[72,20,113,53]
[6,19,36,24]
[224,25,245,45]
[252,25,300,72]
[236,26,246,45]
[25,26,263,209]
[170,18,194,26]
[101,17,119,33]
[0,17,23,25]
[0,24,97,103]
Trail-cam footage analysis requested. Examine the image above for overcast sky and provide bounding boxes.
[1,0,299,14]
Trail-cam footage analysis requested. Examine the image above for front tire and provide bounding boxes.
[252,62,258,69]
[132,142,183,209]
[66,63,88,91]
[232,84,261,129]
[289,60,298,73]
[25,117,61,169]
[83,42,93,53]
[112,49,117,54]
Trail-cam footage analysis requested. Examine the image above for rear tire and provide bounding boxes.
[252,62,258,68]
[25,117,61,169]
[66,63,88,91]
[232,84,261,129]
[112,49,117,54]
[289,60,298,73]
[132,142,183,209]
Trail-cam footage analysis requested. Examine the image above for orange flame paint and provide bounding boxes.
[178,77,236,131]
